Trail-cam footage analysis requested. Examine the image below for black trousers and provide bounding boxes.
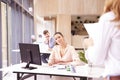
[41,54,50,63]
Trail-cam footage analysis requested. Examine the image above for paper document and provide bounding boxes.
[84,23,98,39]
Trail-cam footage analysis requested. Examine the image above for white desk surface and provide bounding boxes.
[0,63,104,78]
[12,49,20,52]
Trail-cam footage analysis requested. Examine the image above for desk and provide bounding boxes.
[12,49,20,52]
[0,63,104,80]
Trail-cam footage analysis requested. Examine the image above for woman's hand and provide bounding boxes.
[48,62,53,66]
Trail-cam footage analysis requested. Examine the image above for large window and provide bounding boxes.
[0,1,34,79]
[0,0,34,67]
[1,1,7,68]
[9,0,34,65]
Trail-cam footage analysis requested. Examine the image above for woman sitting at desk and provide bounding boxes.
[48,32,83,66]
[48,32,84,80]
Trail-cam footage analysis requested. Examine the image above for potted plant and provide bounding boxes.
[78,51,88,64]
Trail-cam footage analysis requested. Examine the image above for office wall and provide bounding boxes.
[34,0,105,45]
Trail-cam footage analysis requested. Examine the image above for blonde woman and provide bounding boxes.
[85,0,120,80]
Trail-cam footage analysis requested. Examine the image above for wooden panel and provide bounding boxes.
[44,17,56,21]
[34,0,105,16]
[57,14,71,44]
[69,0,105,15]
[34,0,58,16]
[58,0,71,14]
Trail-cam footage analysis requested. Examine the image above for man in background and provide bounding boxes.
[41,30,55,63]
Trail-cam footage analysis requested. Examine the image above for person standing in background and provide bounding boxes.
[43,30,55,50]
[41,30,55,63]
[85,0,120,80]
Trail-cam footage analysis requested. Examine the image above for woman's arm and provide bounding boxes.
[48,50,55,66]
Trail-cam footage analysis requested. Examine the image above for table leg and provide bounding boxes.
[17,73,20,80]
[34,74,37,80]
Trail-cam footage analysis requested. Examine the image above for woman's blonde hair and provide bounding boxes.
[104,0,120,21]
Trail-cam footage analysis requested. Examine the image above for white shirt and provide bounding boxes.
[85,11,120,77]
[48,44,83,66]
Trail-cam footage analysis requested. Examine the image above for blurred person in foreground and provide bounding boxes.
[85,0,120,80]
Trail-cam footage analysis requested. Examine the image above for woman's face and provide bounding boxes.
[54,34,64,45]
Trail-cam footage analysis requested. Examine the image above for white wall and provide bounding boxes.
[71,35,88,48]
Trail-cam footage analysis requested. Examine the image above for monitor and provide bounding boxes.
[19,43,41,70]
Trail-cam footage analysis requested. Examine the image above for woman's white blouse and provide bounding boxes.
[85,11,120,77]
[48,44,83,66]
